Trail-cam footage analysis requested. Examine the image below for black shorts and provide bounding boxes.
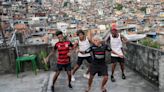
[56,63,71,71]
[77,56,92,66]
[90,64,108,76]
[111,57,125,63]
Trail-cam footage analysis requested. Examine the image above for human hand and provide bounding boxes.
[118,55,124,58]
[80,51,85,54]
[76,49,80,53]
[67,52,71,56]
[44,57,49,64]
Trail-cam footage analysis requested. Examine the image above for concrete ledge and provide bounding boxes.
[124,42,164,89]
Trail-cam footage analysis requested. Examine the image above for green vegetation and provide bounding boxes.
[114,3,123,11]
[140,7,147,13]
[38,50,49,71]
[139,38,160,49]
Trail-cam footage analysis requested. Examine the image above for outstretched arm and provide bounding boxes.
[45,48,55,63]
[80,47,92,54]
[121,34,128,44]
[87,30,95,44]
[106,45,124,58]
[73,40,79,49]
[67,42,74,56]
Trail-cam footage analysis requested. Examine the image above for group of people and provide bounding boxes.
[45,28,128,92]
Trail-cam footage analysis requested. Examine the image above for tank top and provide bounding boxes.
[78,38,91,57]
[110,33,123,57]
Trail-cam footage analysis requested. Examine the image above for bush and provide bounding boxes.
[140,7,147,13]
[114,3,123,11]
[139,38,160,49]
[38,50,49,70]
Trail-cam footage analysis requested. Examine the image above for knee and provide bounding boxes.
[67,71,71,74]
[119,63,124,66]
[55,71,60,76]
[104,76,108,80]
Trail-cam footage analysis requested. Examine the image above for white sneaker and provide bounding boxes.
[83,74,90,79]
[71,75,75,81]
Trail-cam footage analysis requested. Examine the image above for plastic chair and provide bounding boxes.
[16,55,37,78]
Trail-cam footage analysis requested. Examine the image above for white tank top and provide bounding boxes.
[78,38,91,57]
[110,33,123,57]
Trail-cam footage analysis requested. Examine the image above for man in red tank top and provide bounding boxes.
[46,31,73,92]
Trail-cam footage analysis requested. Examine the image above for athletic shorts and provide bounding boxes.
[55,63,71,71]
[111,57,125,63]
[77,56,92,66]
[90,64,108,76]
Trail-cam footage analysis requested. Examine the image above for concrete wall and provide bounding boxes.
[0,44,78,74]
[0,47,16,74]
[159,52,164,90]
[1,41,164,89]
[17,44,49,71]
[0,44,50,74]
[124,42,164,88]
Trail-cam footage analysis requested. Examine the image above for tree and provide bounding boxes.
[114,3,123,11]
[140,7,147,13]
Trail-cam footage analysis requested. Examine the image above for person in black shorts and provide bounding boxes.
[46,31,73,92]
[80,35,123,92]
[71,30,92,81]
[107,28,128,82]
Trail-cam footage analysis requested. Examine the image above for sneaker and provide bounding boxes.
[68,83,73,88]
[51,85,54,92]
[102,88,107,92]
[122,74,126,79]
[71,75,75,81]
[83,74,90,79]
[111,75,116,82]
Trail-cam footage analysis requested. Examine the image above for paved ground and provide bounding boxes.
[0,65,160,92]
[46,65,159,92]
[0,71,50,92]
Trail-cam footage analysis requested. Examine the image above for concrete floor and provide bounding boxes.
[0,71,50,92]
[0,65,159,92]
[46,65,159,92]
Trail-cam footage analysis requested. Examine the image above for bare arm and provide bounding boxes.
[87,31,94,44]
[111,50,124,58]
[79,47,92,54]
[46,48,55,63]
[73,40,79,49]
[121,34,128,44]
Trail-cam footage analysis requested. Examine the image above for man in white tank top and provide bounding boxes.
[71,30,92,81]
[108,28,128,82]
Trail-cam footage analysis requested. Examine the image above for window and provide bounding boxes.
[40,28,43,32]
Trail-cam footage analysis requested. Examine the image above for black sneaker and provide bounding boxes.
[122,74,126,79]
[68,83,73,88]
[102,88,107,92]
[111,75,116,82]
[51,85,54,92]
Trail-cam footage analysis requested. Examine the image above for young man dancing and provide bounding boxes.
[80,35,123,92]
[46,31,73,92]
[71,30,92,81]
